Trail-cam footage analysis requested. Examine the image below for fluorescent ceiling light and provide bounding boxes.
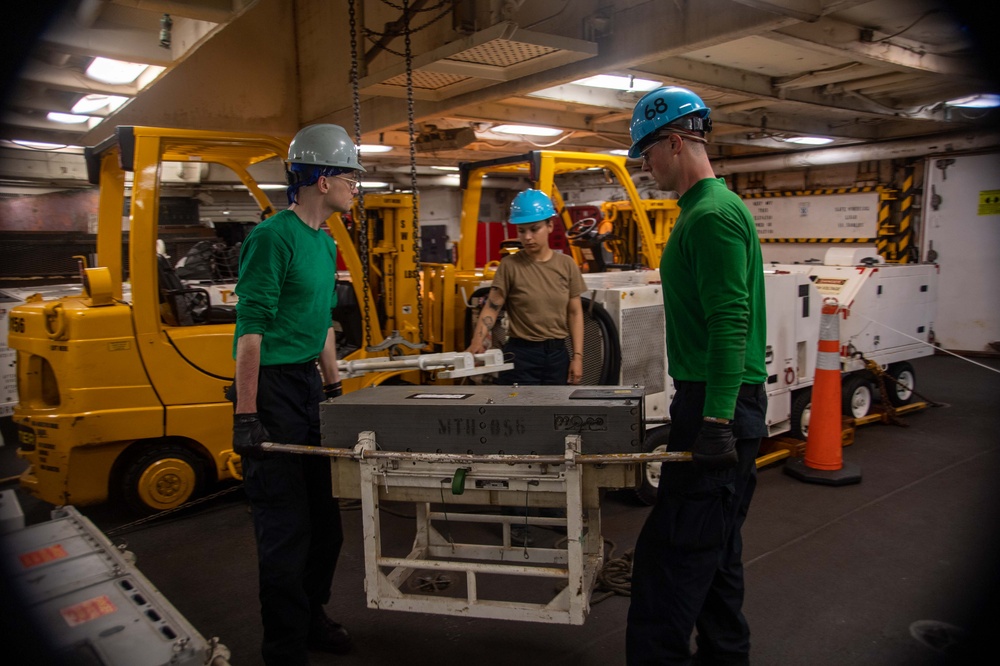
[86,57,148,85]
[492,124,563,137]
[235,183,288,191]
[47,112,91,124]
[137,66,166,90]
[783,136,834,145]
[359,144,393,153]
[946,94,1000,108]
[431,165,459,171]
[72,94,130,114]
[72,95,110,114]
[607,149,630,156]
[11,140,69,150]
[361,181,389,188]
[572,74,662,92]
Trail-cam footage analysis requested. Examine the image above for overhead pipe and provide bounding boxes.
[712,128,1000,175]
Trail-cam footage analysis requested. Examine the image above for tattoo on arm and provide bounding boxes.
[477,289,504,344]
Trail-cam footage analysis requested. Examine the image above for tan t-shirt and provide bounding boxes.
[491,251,587,341]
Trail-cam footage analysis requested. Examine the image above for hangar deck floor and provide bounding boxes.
[3,354,998,666]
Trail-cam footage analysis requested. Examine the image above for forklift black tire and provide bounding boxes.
[635,425,670,506]
[120,444,205,515]
[842,373,874,418]
[790,389,812,440]
[886,361,916,406]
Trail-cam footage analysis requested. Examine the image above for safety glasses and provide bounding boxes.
[640,133,679,162]
[330,173,360,189]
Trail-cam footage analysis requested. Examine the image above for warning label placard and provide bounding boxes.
[743,192,879,239]
[60,595,118,627]
[19,544,68,569]
[813,277,848,296]
[977,190,1000,216]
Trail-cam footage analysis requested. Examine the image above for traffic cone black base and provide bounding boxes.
[789,297,863,486]
[784,458,862,486]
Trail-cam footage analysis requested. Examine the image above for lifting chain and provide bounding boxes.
[352,0,441,350]
[402,0,426,347]
[348,0,375,352]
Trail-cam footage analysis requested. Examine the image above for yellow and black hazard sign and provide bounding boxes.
[978,190,1000,216]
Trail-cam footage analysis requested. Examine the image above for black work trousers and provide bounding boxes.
[627,381,767,666]
[242,362,344,666]
[498,337,569,385]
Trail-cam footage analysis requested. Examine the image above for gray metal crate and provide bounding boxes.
[320,384,645,454]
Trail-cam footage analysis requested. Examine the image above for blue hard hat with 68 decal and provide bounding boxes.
[628,86,711,158]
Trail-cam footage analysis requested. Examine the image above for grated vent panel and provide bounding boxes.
[448,40,558,67]
[620,306,666,394]
[382,70,471,91]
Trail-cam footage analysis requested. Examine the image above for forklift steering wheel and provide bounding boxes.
[567,218,599,241]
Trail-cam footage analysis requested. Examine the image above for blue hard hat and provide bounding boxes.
[509,189,556,225]
[628,86,711,158]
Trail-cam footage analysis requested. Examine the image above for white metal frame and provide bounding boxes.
[354,431,604,625]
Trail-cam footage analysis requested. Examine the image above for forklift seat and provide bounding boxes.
[157,254,237,326]
[331,281,363,354]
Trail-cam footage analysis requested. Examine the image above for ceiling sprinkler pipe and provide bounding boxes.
[712,129,1000,175]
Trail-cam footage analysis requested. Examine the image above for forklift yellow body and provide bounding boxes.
[8,127,421,512]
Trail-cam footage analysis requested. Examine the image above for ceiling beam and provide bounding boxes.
[769,17,983,78]
[6,90,83,116]
[2,111,96,134]
[40,18,176,67]
[105,0,255,24]
[19,59,142,96]
[630,56,951,121]
[324,0,802,134]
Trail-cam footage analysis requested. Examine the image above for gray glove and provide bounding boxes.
[233,413,269,459]
[692,421,738,470]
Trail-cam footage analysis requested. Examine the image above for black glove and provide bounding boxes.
[692,421,738,470]
[233,413,270,459]
[323,381,343,400]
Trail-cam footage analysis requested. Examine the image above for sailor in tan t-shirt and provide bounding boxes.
[466,189,586,385]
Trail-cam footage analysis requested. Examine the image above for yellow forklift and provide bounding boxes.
[8,126,434,513]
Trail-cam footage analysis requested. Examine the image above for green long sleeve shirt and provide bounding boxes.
[660,178,767,418]
[233,209,338,365]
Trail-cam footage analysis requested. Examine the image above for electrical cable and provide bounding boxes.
[852,312,1000,375]
[522,132,579,148]
[866,9,944,43]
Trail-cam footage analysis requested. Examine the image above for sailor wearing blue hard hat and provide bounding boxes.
[624,87,769,666]
[466,188,587,387]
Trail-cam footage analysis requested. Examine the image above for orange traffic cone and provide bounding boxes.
[785,297,862,486]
